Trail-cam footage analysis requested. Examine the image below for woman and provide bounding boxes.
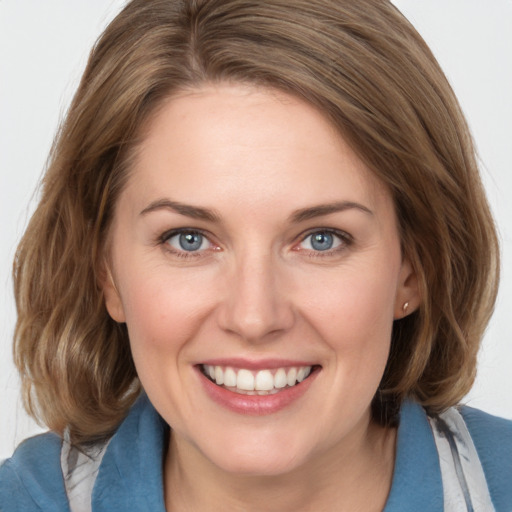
[1,1,510,511]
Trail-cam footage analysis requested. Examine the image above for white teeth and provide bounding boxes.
[274,368,287,389]
[237,369,255,391]
[214,366,224,385]
[224,367,237,387]
[202,364,313,393]
[286,367,297,386]
[297,367,312,382]
[255,370,274,391]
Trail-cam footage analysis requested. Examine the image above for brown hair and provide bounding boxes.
[13,0,499,442]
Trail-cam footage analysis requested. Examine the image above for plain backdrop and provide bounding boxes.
[1,1,511,460]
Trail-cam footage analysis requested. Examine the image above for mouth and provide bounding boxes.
[199,364,319,395]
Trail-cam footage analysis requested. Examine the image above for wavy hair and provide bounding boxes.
[13,0,499,443]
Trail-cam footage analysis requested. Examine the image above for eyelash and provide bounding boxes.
[159,228,216,259]
[295,229,353,257]
[158,228,353,259]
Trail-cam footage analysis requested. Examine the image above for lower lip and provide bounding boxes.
[196,366,319,415]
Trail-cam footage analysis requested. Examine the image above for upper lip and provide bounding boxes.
[197,358,319,370]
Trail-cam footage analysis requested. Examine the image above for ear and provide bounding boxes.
[99,259,126,323]
[393,257,421,319]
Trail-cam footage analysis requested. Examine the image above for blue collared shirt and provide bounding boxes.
[1,395,511,511]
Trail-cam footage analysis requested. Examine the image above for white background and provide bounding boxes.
[1,1,511,460]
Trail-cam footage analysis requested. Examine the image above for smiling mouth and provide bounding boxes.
[200,364,318,395]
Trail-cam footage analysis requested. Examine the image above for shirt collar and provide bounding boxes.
[93,395,443,511]
[92,393,167,511]
[384,400,444,511]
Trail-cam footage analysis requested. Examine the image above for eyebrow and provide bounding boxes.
[290,201,373,223]
[140,198,373,224]
[140,199,220,222]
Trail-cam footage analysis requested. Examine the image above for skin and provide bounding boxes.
[103,83,420,511]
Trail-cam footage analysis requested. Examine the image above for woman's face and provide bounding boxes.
[104,84,417,475]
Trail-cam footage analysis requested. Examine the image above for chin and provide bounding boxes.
[212,450,304,477]
[195,430,313,477]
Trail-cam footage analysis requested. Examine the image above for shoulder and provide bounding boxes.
[0,432,70,512]
[459,404,512,443]
[459,405,512,511]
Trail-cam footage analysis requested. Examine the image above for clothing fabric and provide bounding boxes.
[1,394,511,511]
[428,409,496,510]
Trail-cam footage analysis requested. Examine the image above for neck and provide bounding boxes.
[164,418,396,512]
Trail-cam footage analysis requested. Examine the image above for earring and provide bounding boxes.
[402,302,409,314]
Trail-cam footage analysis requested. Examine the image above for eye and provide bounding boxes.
[165,231,212,253]
[298,230,346,252]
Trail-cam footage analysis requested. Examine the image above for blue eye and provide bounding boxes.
[166,231,211,252]
[300,231,344,252]
[311,232,334,251]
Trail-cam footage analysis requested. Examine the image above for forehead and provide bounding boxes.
[124,83,391,217]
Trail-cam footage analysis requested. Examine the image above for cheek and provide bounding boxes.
[299,265,398,334]
[295,259,399,377]
[119,269,213,357]
[118,269,217,411]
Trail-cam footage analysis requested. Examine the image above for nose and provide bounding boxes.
[216,251,295,342]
